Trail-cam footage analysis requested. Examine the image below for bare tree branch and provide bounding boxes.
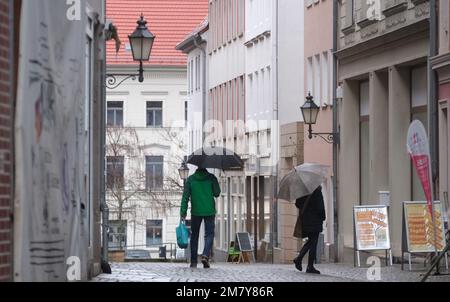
[106,126,188,250]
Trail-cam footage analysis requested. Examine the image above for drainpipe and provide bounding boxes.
[100,82,111,273]
[332,0,340,263]
[101,15,111,274]
[193,35,207,143]
[429,0,438,202]
[271,0,280,264]
[9,0,15,282]
[428,0,440,273]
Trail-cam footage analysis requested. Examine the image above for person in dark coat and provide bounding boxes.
[293,186,326,274]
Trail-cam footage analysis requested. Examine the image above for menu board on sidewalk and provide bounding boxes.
[235,232,253,252]
[354,206,391,251]
[403,201,446,253]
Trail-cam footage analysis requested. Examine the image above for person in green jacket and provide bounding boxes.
[180,168,221,268]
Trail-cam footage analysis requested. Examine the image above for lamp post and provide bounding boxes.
[301,92,341,262]
[178,160,190,186]
[301,93,340,144]
[106,14,155,89]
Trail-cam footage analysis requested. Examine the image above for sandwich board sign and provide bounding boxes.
[234,232,254,263]
[401,201,449,271]
[353,205,392,267]
[235,232,253,252]
[402,201,446,253]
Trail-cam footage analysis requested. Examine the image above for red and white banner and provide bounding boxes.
[407,120,433,214]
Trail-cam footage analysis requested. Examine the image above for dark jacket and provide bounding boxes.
[294,186,326,238]
[180,169,221,217]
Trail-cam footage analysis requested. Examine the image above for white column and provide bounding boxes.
[388,66,411,254]
[369,71,389,203]
[338,80,360,249]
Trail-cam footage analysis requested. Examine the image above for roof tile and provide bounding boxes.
[107,0,208,67]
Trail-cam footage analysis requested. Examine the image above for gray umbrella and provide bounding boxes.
[187,146,244,170]
[277,163,329,201]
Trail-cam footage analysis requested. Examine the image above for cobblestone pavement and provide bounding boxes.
[91,262,450,282]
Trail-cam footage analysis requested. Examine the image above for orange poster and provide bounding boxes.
[404,201,446,253]
[354,206,391,251]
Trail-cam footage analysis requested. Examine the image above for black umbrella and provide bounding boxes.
[187,147,244,170]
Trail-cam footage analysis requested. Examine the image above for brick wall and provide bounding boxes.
[0,0,12,282]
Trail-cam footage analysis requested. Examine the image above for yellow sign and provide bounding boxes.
[404,201,446,253]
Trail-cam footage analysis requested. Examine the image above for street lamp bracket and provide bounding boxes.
[105,74,139,90]
[310,131,340,145]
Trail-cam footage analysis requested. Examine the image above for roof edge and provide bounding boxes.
[176,20,209,53]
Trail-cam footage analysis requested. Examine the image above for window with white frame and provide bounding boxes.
[307,53,331,106]
[106,156,124,189]
[239,76,245,122]
[185,99,188,126]
[146,101,163,127]
[107,101,123,127]
[146,156,164,190]
[196,55,201,91]
[224,0,228,43]
[307,57,313,94]
[199,55,202,90]
[192,57,195,92]
[314,54,321,104]
[109,220,127,250]
[192,59,195,93]
[209,0,244,53]
[188,60,191,94]
[321,52,330,106]
[344,0,355,29]
[146,220,163,246]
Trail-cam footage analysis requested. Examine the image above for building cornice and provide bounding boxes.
[176,20,209,53]
[107,65,187,73]
[431,52,450,84]
[244,30,271,47]
[141,143,171,150]
[141,91,169,96]
[336,19,429,60]
[382,1,409,17]
[430,52,450,70]
[106,91,130,96]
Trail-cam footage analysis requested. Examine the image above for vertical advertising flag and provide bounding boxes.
[406,120,433,215]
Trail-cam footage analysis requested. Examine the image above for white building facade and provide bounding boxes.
[244,0,277,262]
[204,0,306,263]
[105,0,208,260]
[176,20,209,159]
[275,0,306,263]
[206,0,247,260]
[106,67,188,258]
[176,19,210,256]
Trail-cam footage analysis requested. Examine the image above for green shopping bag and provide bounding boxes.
[176,219,189,249]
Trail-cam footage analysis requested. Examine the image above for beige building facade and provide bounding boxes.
[336,0,431,259]
[431,0,450,228]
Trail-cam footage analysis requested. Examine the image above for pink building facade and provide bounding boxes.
[303,0,334,247]
[432,0,450,225]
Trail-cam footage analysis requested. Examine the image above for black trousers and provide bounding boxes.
[297,232,320,267]
[190,215,215,264]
